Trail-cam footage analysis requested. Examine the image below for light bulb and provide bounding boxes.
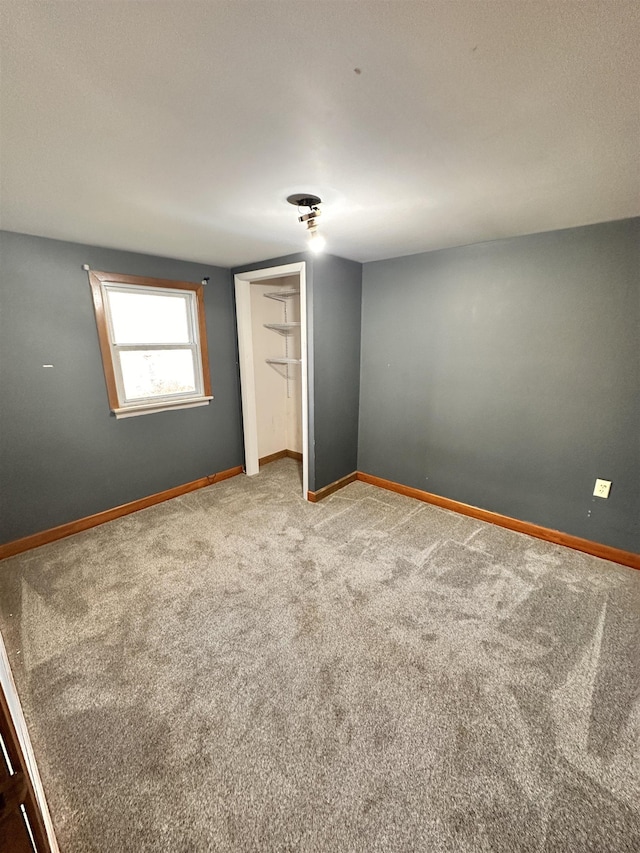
[308,230,326,254]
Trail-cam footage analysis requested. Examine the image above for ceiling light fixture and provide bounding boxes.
[287,194,325,254]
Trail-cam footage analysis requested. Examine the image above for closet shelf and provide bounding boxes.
[263,322,301,334]
[264,290,300,302]
[266,357,301,365]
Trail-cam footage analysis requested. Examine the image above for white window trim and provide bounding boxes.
[112,397,213,419]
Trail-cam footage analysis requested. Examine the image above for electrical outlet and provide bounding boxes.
[593,478,611,499]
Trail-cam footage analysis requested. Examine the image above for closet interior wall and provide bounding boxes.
[249,275,302,462]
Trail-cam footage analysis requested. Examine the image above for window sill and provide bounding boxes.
[112,396,213,419]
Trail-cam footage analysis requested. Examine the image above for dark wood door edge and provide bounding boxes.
[0,685,53,851]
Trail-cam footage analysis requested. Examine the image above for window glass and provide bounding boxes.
[108,290,191,344]
[119,350,196,400]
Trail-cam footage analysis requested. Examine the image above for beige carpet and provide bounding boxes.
[0,459,639,852]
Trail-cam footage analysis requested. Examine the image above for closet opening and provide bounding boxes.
[234,262,309,499]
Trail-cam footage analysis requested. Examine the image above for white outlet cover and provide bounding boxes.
[593,478,612,499]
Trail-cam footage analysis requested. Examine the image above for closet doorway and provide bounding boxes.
[234,262,309,499]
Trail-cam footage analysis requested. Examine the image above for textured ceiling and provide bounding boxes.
[1,1,639,267]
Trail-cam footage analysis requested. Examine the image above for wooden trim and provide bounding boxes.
[195,283,212,397]
[88,272,120,410]
[308,471,357,503]
[87,270,212,411]
[6,461,634,569]
[89,270,203,292]
[356,472,640,571]
[259,449,303,466]
[259,449,288,466]
[0,466,243,561]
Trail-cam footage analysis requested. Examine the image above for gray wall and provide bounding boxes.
[4,220,635,552]
[311,254,362,491]
[0,231,243,544]
[359,219,640,553]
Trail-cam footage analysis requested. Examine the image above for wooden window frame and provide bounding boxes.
[89,270,212,418]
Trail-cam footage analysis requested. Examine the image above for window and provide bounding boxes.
[89,270,212,418]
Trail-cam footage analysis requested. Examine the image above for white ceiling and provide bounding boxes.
[1,1,639,268]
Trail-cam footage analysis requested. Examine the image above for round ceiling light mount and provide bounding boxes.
[287,193,325,253]
[287,193,322,208]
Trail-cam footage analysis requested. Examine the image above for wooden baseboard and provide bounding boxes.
[308,471,357,503]
[0,465,244,561]
[259,450,288,466]
[356,472,640,571]
[259,449,303,466]
[4,463,636,571]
